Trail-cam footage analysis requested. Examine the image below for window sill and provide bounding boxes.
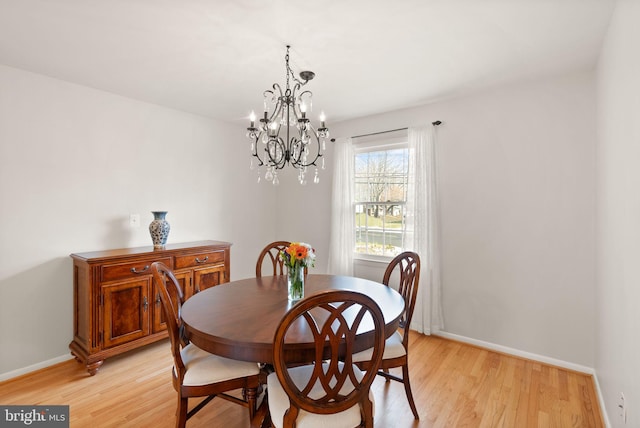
[354,254,393,264]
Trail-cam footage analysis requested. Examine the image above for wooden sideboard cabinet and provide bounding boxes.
[69,240,231,375]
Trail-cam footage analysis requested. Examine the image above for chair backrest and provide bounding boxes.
[151,262,187,378]
[272,290,385,425]
[255,241,292,277]
[383,252,420,338]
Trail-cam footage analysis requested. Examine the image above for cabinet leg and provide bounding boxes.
[86,360,103,376]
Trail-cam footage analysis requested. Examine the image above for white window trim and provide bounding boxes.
[353,252,395,263]
[353,131,409,261]
[353,135,408,153]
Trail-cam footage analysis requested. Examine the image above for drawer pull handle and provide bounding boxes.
[155,293,161,305]
[142,296,148,312]
[130,265,150,274]
[195,256,209,264]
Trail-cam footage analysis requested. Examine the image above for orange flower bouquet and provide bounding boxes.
[280,242,315,301]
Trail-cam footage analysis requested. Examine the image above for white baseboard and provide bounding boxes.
[434,331,594,374]
[592,370,612,428]
[0,354,74,382]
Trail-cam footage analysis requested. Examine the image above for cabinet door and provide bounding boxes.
[152,270,193,332]
[102,279,150,348]
[151,279,167,334]
[174,271,194,301]
[193,265,226,293]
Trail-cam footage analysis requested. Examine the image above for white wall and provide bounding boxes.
[0,65,277,377]
[0,55,600,382]
[280,71,597,368]
[273,154,334,272]
[596,1,640,426]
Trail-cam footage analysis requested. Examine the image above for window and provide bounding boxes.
[354,136,409,258]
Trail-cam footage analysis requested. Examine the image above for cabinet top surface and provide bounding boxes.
[70,240,231,262]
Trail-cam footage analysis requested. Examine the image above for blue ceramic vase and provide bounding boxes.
[149,211,170,248]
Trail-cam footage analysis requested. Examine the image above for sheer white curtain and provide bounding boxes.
[405,126,443,334]
[327,138,355,276]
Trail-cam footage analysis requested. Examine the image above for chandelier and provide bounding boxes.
[246,45,329,185]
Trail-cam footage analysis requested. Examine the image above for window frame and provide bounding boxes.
[352,133,409,261]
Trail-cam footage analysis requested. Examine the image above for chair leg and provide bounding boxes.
[401,363,419,420]
[176,396,188,428]
[362,396,375,428]
[245,387,258,420]
[382,367,390,382]
[250,390,271,428]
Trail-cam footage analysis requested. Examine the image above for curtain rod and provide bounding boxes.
[330,121,442,142]
[351,127,407,139]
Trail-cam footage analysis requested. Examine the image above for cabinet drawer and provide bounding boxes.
[101,257,172,282]
[174,250,225,269]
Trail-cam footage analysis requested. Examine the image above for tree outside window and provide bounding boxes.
[354,147,409,257]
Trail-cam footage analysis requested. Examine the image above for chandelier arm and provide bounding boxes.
[263,85,285,125]
[290,131,322,168]
[290,83,305,119]
[271,100,284,127]
[263,137,287,169]
[289,138,303,166]
[253,154,265,167]
[298,89,312,100]
[298,89,312,110]
[252,135,265,166]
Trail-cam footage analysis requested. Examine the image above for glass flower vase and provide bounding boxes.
[287,263,305,302]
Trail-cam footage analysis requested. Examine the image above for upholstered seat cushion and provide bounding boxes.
[176,343,260,387]
[267,362,374,428]
[351,330,405,363]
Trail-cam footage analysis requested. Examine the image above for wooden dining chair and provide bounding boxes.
[255,241,291,277]
[151,262,262,428]
[256,240,308,277]
[351,251,421,419]
[264,290,385,428]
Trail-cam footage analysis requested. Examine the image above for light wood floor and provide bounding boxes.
[0,332,603,427]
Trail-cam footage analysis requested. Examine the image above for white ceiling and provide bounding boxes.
[0,0,615,124]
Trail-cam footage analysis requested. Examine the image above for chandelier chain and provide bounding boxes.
[285,46,290,92]
[285,45,307,89]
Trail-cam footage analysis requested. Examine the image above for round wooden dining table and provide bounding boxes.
[180,274,406,364]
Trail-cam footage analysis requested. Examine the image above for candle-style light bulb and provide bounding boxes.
[300,103,307,118]
[319,112,326,128]
[249,111,256,127]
